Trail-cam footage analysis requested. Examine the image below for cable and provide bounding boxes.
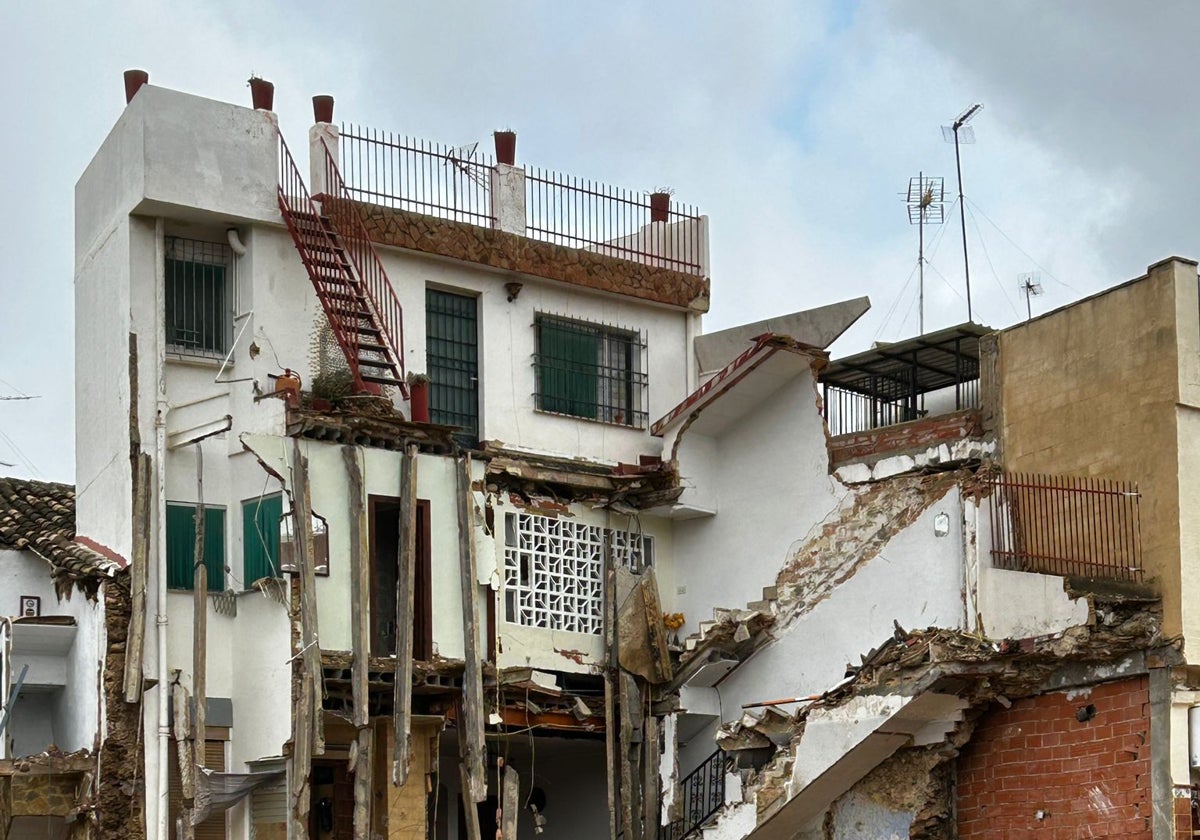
[872,263,919,341]
[965,198,1080,293]
[965,204,1022,320]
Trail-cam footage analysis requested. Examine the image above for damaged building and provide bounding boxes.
[3,69,1200,840]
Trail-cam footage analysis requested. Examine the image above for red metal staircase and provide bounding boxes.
[277,133,407,396]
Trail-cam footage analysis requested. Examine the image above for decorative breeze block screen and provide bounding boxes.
[503,512,653,634]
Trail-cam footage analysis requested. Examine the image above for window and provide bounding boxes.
[426,289,479,446]
[169,738,227,840]
[166,504,225,591]
[502,512,653,634]
[534,315,646,427]
[278,508,330,576]
[242,494,283,585]
[165,236,232,355]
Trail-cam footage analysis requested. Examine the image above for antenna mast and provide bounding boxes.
[943,103,983,323]
[906,173,944,334]
[1018,272,1043,321]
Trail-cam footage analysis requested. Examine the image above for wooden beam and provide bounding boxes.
[123,451,150,703]
[501,764,520,840]
[393,443,418,786]
[618,672,640,840]
[342,446,373,836]
[192,443,207,772]
[604,557,619,840]
[172,681,196,840]
[456,454,486,803]
[458,761,482,840]
[292,439,325,757]
[642,714,661,840]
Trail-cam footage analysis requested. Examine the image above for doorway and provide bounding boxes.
[369,496,432,659]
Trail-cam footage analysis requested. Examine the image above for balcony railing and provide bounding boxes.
[988,472,1143,583]
[525,167,705,275]
[660,749,726,840]
[339,124,494,227]
[824,378,979,437]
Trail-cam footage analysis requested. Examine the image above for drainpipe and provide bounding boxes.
[685,311,700,394]
[0,616,10,758]
[154,217,171,840]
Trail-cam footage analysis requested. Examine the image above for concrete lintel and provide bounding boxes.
[695,297,870,373]
[1037,652,1147,694]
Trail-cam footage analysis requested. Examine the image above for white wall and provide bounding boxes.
[1,549,102,755]
[672,370,843,637]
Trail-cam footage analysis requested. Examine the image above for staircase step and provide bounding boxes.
[361,373,404,386]
[761,586,778,601]
[356,357,398,370]
[358,341,389,354]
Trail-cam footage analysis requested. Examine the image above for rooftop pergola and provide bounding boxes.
[819,323,991,435]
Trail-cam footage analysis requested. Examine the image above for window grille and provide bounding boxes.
[534,315,647,428]
[426,289,479,446]
[165,236,233,355]
[502,512,653,634]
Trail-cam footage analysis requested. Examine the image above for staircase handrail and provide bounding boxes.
[661,748,726,840]
[314,138,408,393]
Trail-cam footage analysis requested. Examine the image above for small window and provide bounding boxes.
[165,236,233,356]
[278,508,330,576]
[242,494,283,585]
[534,315,647,427]
[166,504,225,591]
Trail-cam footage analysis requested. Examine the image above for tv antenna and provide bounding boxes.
[446,142,488,188]
[1018,272,1043,321]
[942,102,983,323]
[905,172,944,334]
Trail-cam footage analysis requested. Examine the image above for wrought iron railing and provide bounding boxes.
[525,168,705,275]
[660,749,726,840]
[339,124,494,226]
[823,378,980,436]
[988,472,1143,582]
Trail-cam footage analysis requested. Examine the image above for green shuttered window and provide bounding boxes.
[426,289,479,446]
[166,504,226,591]
[534,315,647,427]
[243,494,283,584]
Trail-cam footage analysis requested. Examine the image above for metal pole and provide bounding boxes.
[954,129,973,322]
[918,171,925,335]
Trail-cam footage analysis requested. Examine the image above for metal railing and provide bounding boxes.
[317,138,407,389]
[823,378,979,436]
[164,236,233,356]
[660,749,726,840]
[988,472,1143,583]
[526,167,705,275]
[339,124,494,227]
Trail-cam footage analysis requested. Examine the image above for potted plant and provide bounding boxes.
[248,75,274,111]
[494,129,516,166]
[309,367,354,410]
[407,372,431,423]
[649,187,673,223]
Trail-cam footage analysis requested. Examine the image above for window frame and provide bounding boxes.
[242,493,284,586]
[164,235,234,358]
[533,313,647,429]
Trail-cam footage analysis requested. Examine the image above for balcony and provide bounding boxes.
[820,323,993,473]
[323,124,711,311]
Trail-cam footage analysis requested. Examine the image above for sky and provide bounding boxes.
[1,1,1196,482]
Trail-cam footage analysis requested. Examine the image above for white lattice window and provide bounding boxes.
[503,513,653,634]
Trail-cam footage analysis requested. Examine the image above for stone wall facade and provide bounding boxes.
[828,409,985,468]
[335,198,710,311]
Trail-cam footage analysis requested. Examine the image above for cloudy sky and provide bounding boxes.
[0,1,1194,481]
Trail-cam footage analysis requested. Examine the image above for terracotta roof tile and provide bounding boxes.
[0,476,119,586]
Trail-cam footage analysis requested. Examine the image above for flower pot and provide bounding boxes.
[249,78,274,111]
[650,192,671,223]
[312,95,334,124]
[124,69,149,104]
[310,397,333,412]
[494,130,517,166]
[409,379,430,423]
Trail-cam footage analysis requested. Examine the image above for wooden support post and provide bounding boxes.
[643,714,661,840]
[458,761,482,840]
[619,672,641,840]
[172,681,196,840]
[456,454,486,803]
[342,446,373,836]
[393,444,418,786]
[501,764,520,840]
[192,443,207,773]
[604,552,619,840]
[123,451,150,703]
[292,439,324,757]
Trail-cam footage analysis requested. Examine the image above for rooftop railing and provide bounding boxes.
[988,472,1143,583]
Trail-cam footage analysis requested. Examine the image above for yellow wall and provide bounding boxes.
[998,258,1196,640]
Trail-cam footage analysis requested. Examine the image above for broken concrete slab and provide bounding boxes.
[695,298,871,373]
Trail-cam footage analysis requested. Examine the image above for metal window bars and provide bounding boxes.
[533,314,649,428]
[164,236,233,355]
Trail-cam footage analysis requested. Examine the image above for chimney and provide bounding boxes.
[123,70,149,104]
[494,130,517,166]
[313,95,334,124]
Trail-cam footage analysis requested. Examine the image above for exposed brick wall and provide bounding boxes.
[1173,792,1197,840]
[828,409,984,468]
[957,676,1151,838]
[329,197,711,311]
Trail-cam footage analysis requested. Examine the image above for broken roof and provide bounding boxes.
[819,322,991,399]
[0,476,121,591]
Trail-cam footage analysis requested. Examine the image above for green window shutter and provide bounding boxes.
[243,495,283,584]
[166,503,225,591]
[538,320,598,419]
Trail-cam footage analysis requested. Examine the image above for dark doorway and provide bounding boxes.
[310,760,354,839]
[369,496,432,659]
